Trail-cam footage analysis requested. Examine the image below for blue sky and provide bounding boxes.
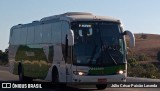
[0,0,160,51]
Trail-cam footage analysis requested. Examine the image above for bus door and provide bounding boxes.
[66,46,73,82]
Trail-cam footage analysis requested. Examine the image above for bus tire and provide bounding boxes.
[96,84,107,90]
[52,67,66,87]
[18,62,24,82]
[52,67,59,83]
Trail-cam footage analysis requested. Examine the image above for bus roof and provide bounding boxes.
[11,12,120,29]
[41,12,120,22]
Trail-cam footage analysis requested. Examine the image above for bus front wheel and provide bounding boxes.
[52,68,66,87]
[96,84,107,90]
[18,62,24,81]
[52,68,59,83]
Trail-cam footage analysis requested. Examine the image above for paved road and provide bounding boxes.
[0,66,18,81]
[0,66,9,71]
[0,66,160,91]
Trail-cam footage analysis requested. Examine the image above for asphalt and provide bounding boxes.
[0,66,160,91]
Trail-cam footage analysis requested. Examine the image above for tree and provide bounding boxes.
[0,49,8,65]
[140,33,147,39]
[5,48,8,54]
[0,50,2,54]
[0,50,2,60]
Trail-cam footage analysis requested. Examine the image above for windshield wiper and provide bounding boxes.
[100,43,118,65]
[98,25,117,65]
[106,48,118,65]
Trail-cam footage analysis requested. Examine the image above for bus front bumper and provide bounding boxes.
[72,74,126,84]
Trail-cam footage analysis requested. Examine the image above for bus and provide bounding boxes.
[9,12,135,89]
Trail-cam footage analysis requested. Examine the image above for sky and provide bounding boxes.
[0,0,160,51]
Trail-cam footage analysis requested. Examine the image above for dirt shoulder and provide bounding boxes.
[0,66,18,81]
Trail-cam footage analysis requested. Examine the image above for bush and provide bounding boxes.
[127,63,160,79]
[127,52,148,62]
[127,50,160,79]
[143,64,159,78]
[128,57,138,66]
[128,64,145,77]
[138,54,148,61]
[0,51,8,65]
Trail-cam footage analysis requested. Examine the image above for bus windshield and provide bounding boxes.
[71,21,125,66]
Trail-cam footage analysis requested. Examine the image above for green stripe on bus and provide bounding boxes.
[89,65,125,75]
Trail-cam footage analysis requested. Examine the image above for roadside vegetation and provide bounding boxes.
[0,49,8,65]
[127,33,160,79]
[127,53,160,79]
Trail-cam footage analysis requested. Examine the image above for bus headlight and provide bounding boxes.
[73,71,87,76]
[118,70,124,74]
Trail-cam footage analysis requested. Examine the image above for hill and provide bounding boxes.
[128,33,160,60]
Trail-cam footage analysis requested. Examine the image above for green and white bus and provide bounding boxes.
[9,12,135,89]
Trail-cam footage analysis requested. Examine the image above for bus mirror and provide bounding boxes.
[124,30,135,48]
[67,30,74,45]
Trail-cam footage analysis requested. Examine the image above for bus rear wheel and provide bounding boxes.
[96,84,107,90]
[18,62,24,82]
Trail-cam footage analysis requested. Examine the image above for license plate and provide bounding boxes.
[98,78,107,83]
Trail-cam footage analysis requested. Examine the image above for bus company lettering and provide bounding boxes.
[90,67,104,70]
[11,83,42,88]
